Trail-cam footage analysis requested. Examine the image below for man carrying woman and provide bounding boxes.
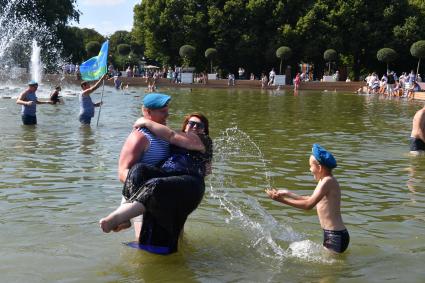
[101,92,213,254]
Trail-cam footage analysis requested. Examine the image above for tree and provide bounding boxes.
[61,26,86,63]
[276,46,292,75]
[108,30,132,58]
[80,28,105,47]
[86,41,100,58]
[117,44,131,56]
[179,45,196,67]
[410,40,425,78]
[323,49,338,75]
[376,48,398,72]
[205,48,217,73]
[131,0,425,78]
[0,0,80,70]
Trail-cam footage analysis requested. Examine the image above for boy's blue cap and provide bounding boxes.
[28,80,38,86]
[312,144,337,169]
[143,93,171,109]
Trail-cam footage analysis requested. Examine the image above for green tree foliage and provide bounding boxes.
[109,30,132,58]
[60,26,86,63]
[86,41,100,58]
[410,40,425,76]
[377,48,398,71]
[410,40,425,59]
[276,46,292,74]
[324,49,338,62]
[0,0,79,28]
[0,0,80,69]
[179,45,196,67]
[114,0,425,78]
[205,48,218,73]
[324,49,338,74]
[117,44,131,56]
[60,27,105,63]
[107,30,144,70]
[80,28,105,47]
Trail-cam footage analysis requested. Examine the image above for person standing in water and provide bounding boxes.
[50,85,62,104]
[99,113,212,254]
[117,92,172,240]
[78,74,106,125]
[266,144,349,254]
[16,80,52,125]
[410,104,425,153]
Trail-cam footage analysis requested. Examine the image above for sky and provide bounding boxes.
[72,0,140,36]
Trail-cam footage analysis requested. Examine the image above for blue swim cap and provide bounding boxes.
[28,80,38,86]
[143,93,171,109]
[312,144,337,169]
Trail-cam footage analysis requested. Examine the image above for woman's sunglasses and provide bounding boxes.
[187,120,205,129]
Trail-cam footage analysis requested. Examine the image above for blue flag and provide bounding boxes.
[80,40,109,81]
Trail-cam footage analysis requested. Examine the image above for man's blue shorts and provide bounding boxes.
[79,114,92,125]
[22,114,37,125]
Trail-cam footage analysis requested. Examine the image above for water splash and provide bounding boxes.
[0,0,64,83]
[208,127,337,264]
[30,40,42,83]
[288,240,337,264]
[209,127,297,259]
[0,0,33,76]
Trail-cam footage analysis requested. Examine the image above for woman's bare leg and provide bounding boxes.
[99,202,146,233]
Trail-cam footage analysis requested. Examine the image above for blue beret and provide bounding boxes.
[28,80,38,86]
[312,144,337,169]
[143,93,171,109]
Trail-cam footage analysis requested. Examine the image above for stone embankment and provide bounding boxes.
[44,74,366,92]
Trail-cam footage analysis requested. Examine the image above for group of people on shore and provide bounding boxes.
[363,70,422,99]
[15,75,425,256]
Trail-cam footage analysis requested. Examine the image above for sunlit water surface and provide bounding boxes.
[0,84,424,282]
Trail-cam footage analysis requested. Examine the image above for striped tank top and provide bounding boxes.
[139,128,170,166]
[21,92,37,116]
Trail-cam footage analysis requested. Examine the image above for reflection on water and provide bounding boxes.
[406,154,425,205]
[79,126,95,155]
[0,86,424,282]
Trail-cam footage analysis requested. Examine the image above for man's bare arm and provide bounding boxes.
[82,74,106,96]
[16,90,31,105]
[118,130,148,183]
[418,111,425,141]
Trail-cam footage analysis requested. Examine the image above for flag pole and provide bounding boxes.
[96,79,105,127]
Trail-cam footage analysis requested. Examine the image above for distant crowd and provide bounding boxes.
[62,62,423,97]
[362,70,423,100]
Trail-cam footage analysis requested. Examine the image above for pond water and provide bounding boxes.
[0,84,424,282]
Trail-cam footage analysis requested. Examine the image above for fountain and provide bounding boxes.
[0,0,67,98]
[30,40,42,83]
[0,0,32,81]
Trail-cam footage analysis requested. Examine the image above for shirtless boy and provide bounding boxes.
[410,105,425,153]
[265,144,349,253]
